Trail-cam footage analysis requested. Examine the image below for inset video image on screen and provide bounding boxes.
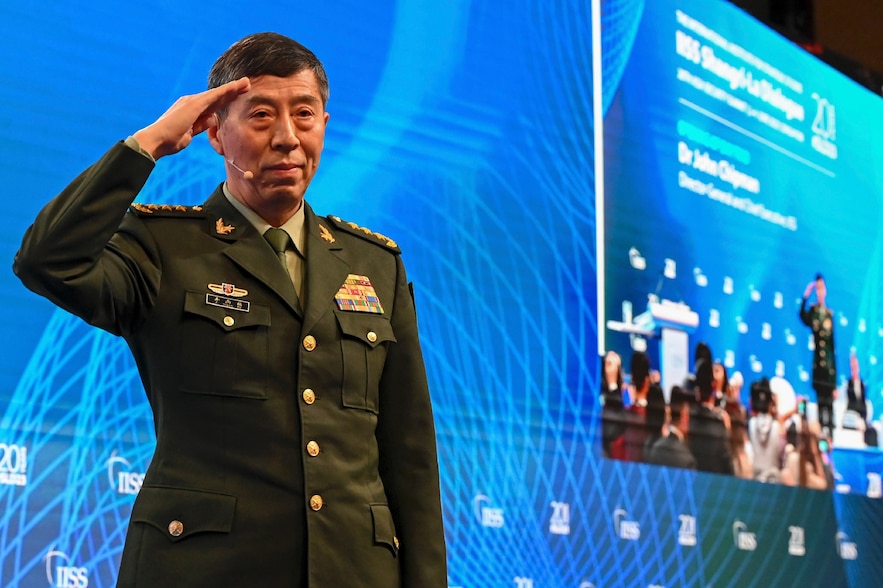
[598,0,883,498]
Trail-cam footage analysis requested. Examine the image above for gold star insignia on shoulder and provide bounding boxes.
[215,218,235,235]
[318,223,335,243]
[129,203,206,217]
[326,215,399,252]
[130,203,153,214]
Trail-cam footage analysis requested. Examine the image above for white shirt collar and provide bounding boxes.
[222,183,306,256]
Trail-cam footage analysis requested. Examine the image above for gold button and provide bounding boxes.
[303,335,317,351]
[820,340,826,348]
[367,331,377,343]
[310,494,324,511]
[393,536,400,549]
[307,441,320,456]
[303,389,316,404]
[168,520,184,537]
[223,316,234,327]
[820,350,826,357]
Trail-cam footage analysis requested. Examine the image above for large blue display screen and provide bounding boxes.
[599,0,883,585]
[1,0,881,586]
[601,0,883,400]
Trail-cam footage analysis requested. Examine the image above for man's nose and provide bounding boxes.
[271,117,300,151]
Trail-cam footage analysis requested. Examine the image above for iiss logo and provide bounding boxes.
[613,508,640,541]
[836,531,858,561]
[0,442,28,486]
[106,450,144,496]
[473,494,504,528]
[44,547,89,588]
[732,520,757,551]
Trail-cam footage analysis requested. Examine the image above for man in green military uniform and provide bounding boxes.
[800,273,837,434]
[14,33,446,587]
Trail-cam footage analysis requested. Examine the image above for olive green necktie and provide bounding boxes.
[264,227,302,310]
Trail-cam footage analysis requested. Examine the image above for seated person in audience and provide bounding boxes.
[845,352,878,447]
[781,419,830,490]
[642,384,667,459]
[729,412,754,479]
[646,386,696,470]
[749,378,784,482]
[775,390,801,449]
[610,351,654,462]
[689,359,734,475]
[723,370,748,424]
[600,350,626,457]
[712,360,729,408]
[694,341,712,370]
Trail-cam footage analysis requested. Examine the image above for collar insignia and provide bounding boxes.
[216,218,235,235]
[319,223,335,243]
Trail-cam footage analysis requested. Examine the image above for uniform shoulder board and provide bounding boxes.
[326,215,401,253]
[129,203,207,218]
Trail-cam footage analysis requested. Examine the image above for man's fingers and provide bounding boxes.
[204,77,251,112]
[190,78,250,137]
[135,77,251,159]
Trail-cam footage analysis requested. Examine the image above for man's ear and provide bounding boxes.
[207,113,224,156]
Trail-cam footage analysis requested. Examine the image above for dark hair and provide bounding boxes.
[693,341,712,369]
[631,351,650,391]
[815,272,824,282]
[669,385,692,422]
[208,32,329,117]
[645,384,667,432]
[694,358,714,403]
[750,377,772,414]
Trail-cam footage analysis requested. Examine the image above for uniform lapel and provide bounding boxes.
[302,203,350,334]
[202,189,302,316]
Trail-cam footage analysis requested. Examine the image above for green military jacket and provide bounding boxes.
[14,142,447,587]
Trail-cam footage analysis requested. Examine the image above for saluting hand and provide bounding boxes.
[133,77,250,160]
[803,281,815,299]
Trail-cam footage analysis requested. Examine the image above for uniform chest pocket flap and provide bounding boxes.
[336,312,396,413]
[178,290,271,399]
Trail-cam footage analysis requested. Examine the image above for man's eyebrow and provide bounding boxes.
[244,94,322,107]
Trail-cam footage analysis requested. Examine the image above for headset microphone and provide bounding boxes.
[227,159,254,180]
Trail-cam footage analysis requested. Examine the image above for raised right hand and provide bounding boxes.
[133,77,250,160]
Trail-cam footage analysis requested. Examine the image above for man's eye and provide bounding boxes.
[252,111,271,118]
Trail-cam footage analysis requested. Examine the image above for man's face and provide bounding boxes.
[209,71,329,224]
[816,278,826,302]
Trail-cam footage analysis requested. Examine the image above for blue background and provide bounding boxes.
[0,0,881,586]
